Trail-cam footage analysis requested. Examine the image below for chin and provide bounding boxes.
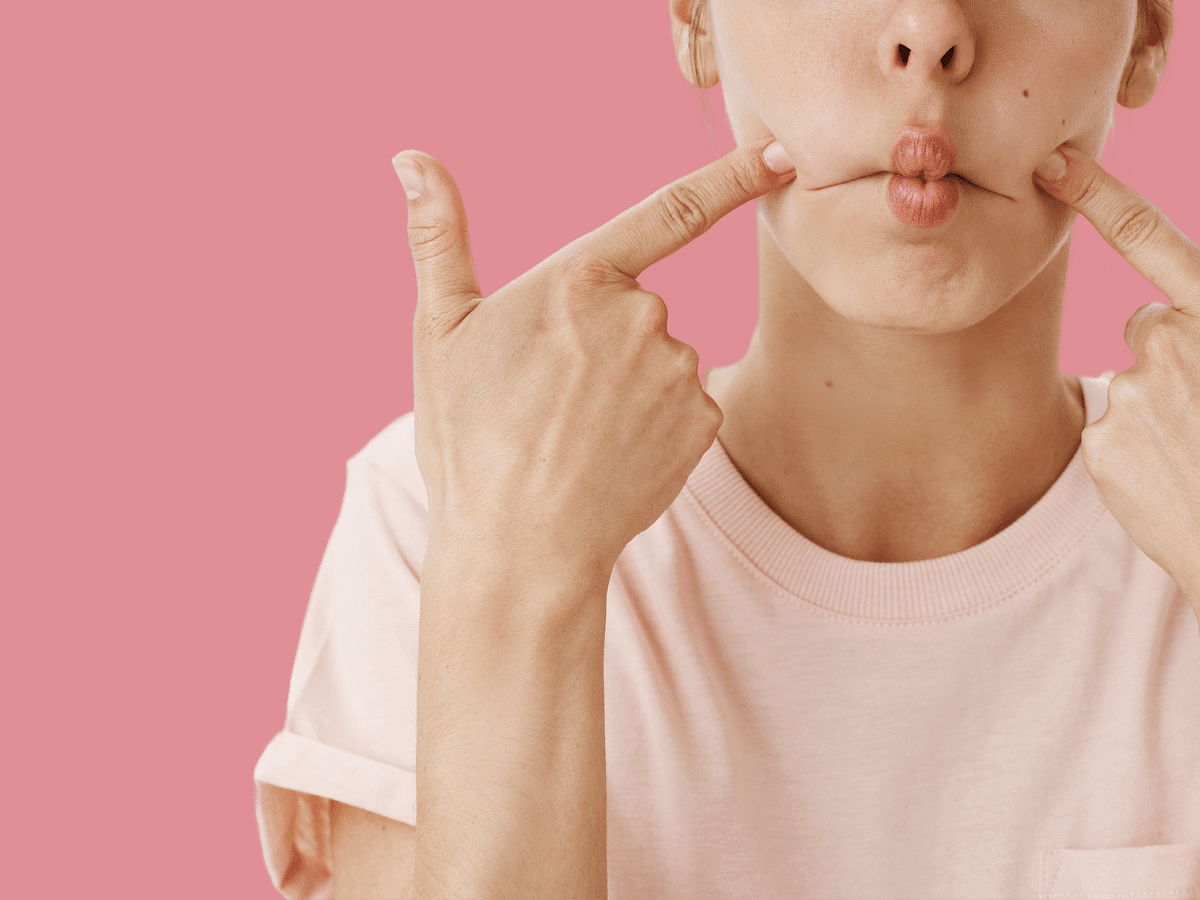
[827,281,1002,334]
[802,245,1012,335]
[759,184,1065,337]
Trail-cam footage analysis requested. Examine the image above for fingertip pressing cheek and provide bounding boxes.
[1034,150,1069,184]
[707,0,1141,333]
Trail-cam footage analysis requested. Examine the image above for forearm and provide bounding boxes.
[413,532,610,900]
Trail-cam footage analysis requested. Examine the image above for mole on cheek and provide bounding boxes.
[1023,89,1029,98]
[824,380,834,388]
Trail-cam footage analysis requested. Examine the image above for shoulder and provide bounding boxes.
[348,411,428,512]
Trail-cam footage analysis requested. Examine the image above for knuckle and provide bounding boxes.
[633,294,669,334]
[1107,371,1138,408]
[1123,303,1157,348]
[678,341,701,372]
[701,392,724,434]
[407,216,460,262]
[1110,202,1162,254]
[686,354,703,386]
[1139,321,1177,360]
[1068,167,1107,209]
[557,248,619,293]
[727,157,762,201]
[1080,422,1105,470]
[657,182,713,239]
[416,292,477,338]
[663,338,702,385]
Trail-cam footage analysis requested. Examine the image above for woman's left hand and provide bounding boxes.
[1035,145,1200,624]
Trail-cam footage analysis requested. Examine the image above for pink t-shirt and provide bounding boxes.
[254,371,1200,899]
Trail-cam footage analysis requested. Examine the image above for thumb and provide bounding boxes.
[392,150,483,322]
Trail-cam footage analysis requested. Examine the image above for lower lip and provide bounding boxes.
[886,174,960,228]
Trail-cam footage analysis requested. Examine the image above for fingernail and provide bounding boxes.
[763,140,795,175]
[1035,149,1068,182]
[392,153,425,199]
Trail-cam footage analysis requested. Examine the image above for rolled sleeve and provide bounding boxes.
[253,414,428,898]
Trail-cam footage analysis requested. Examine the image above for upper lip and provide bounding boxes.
[803,124,1011,199]
[891,126,956,182]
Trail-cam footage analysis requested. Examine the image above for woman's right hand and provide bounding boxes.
[393,137,796,578]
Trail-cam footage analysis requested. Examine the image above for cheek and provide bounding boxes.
[713,0,1134,330]
[718,2,1132,196]
[997,10,1132,160]
[965,20,1130,198]
[715,7,877,188]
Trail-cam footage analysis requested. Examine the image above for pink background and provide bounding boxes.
[4,1,1197,895]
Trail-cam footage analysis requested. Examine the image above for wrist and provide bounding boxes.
[424,524,614,614]
[431,504,615,566]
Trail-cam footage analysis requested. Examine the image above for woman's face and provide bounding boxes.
[705,0,1145,333]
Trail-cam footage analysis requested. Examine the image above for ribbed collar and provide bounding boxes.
[682,375,1113,621]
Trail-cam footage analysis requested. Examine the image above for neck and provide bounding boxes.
[709,221,1086,563]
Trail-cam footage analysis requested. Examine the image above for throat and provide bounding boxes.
[710,365,1085,564]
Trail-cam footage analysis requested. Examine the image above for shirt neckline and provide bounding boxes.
[683,374,1111,622]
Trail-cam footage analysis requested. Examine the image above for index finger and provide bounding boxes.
[576,136,797,280]
[1035,145,1200,313]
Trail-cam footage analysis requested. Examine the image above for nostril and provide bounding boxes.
[897,44,911,66]
[940,47,956,69]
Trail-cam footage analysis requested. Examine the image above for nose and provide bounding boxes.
[877,0,975,86]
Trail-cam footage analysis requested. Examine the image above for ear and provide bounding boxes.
[669,0,719,88]
[1118,0,1173,108]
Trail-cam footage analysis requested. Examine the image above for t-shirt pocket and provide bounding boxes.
[1040,843,1200,899]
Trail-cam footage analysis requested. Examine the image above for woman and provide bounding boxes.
[255,0,1200,896]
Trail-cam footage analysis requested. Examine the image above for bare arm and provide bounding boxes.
[412,537,610,899]
[330,801,416,899]
[327,546,609,899]
[390,133,788,900]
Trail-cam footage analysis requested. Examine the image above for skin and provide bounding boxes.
[1037,144,1200,618]
[671,0,1177,567]
[329,1,1194,895]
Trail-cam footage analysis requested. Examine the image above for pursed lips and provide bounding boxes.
[802,170,1012,200]
[803,126,1014,201]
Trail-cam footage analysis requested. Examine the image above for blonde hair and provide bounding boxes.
[686,0,709,88]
